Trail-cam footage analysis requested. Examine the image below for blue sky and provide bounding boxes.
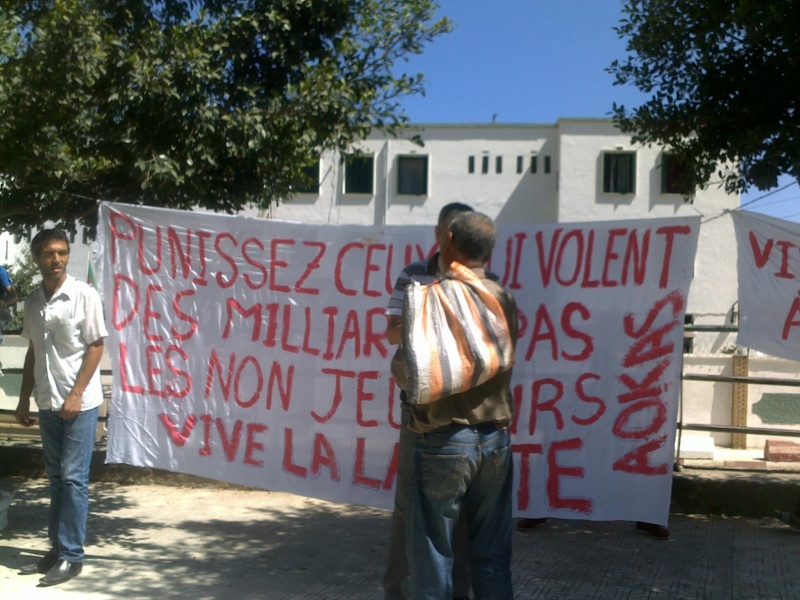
[396,0,799,220]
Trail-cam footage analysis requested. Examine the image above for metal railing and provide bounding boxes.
[679,323,800,447]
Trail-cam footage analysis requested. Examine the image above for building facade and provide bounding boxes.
[261,119,768,450]
[264,119,740,354]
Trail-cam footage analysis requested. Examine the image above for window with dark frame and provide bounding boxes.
[530,155,538,174]
[495,156,503,174]
[544,156,551,174]
[481,155,489,174]
[344,154,374,194]
[661,152,694,195]
[602,151,636,194]
[517,156,523,174]
[296,161,320,194]
[397,155,429,195]
[468,156,475,174]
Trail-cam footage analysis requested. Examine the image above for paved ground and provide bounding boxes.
[4,327,800,599]
[2,476,800,600]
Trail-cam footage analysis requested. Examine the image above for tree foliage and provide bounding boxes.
[0,0,450,233]
[608,0,800,195]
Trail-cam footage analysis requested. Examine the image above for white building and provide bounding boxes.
[264,119,740,354]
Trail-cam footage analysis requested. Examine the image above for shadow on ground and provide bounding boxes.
[4,454,800,599]
[2,478,390,599]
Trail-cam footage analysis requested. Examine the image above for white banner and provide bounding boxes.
[733,211,800,360]
[97,202,699,524]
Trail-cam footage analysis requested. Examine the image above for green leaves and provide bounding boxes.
[0,0,450,234]
[609,0,800,195]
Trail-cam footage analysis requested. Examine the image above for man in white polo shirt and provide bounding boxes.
[14,228,108,587]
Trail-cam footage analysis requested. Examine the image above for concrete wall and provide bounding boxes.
[680,353,800,451]
[681,355,735,447]
[744,356,800,449]
[267,123,560,227]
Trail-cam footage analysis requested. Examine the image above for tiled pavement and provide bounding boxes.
[2,478,800,599]
[511,516,800,599]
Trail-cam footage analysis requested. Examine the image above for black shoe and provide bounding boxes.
[635,521,670,539]
[39,559,82,586]
[19,548,59,575]
[516,517,547,532]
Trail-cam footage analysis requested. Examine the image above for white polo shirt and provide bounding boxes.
[22,275,108,412]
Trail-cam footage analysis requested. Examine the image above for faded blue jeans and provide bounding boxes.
[406,423,513,600]
[384,403,471,599]
[39,407,98,563]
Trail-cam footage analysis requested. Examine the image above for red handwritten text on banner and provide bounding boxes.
[98,202,699,523]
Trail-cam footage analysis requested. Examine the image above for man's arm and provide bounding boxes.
[14,341,36,427]
[60,339,105,420]
[386,265,417,346]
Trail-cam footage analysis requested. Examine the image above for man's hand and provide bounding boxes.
[60,392,82,420]
[14,400,34,427]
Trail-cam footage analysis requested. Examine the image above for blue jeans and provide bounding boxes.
[39,407,98,563]
[406,423,513,600]
[384,404,471,599]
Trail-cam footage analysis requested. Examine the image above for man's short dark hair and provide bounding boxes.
[31,228,70,257]
[450,212,496,263]
[437,202,473,228]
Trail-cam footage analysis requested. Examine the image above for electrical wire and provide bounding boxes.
[739,180,799,211]
[702,180,799,224]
